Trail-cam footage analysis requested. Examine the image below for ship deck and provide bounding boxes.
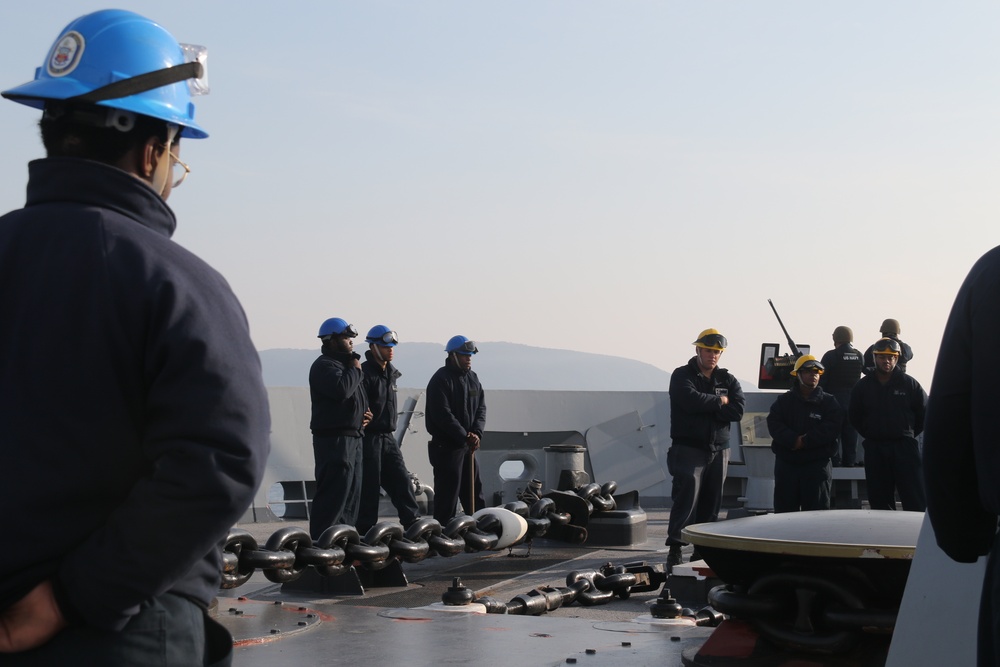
[221,508,716,666]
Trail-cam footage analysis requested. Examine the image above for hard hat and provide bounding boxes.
[872,337,901,356]
[446,335,478,355]
[791,355,825,376]
[365,325,398,347]
[2,9,209,138]
[317,318,358,339]
[880,319,901,336]
[832,326,853,344]
[693,328,727,351]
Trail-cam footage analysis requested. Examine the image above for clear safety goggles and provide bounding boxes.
[180,44,210,96]
[371,331,398,345]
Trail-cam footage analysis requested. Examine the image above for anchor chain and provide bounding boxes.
[517,479,620,518]
[707,570,899,654]
[469,561,668,614]
[221,495,577,589]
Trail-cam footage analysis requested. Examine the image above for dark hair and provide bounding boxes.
[39,103,171,165]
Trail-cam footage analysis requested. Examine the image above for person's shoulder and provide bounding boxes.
[898,371,924,389]
[853,373,874,388]
[970,245,1000,273]
[427,364,449,383]
[772,388,795,404]
[817,387,840,405]
[717,367,739,385]
[108,215,232,294]
[672,359,696,375]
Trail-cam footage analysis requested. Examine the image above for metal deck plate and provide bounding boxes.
[217,598,323,646]
[683,510,921,559]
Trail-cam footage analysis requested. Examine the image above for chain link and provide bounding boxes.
[471,561,662,614]
[221,490,622,589]
[707,570,898,654]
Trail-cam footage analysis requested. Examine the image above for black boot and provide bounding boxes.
[667,544,682,567]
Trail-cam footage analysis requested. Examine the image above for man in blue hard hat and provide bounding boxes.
[665,329,745,567]
[356,325,422,534]
[309,318,372,539]
[0,10,270,664]
[426,336,487,524]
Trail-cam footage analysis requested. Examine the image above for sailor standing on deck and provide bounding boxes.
[0,10,271,665]
[862,318,914,375]
[819,326,864,467]
[923,245,1000,667]
[426,336,487,525]
[356,325,422,534]
[665,329,745,567]
[849,337,927,511]
[309,318,372,539]
[767,356,842,513]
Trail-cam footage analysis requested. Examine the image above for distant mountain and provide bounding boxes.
[259,342,673,391]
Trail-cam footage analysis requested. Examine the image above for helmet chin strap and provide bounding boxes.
[151,124,179,196]
[371,345,384,363]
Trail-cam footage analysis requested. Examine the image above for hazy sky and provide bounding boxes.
[1,2,997,390]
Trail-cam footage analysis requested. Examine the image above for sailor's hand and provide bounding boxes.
[0,580,67,653]
[362,409,373,427]
[352,358,362,369]
[793,435,804,450]
[719,395,729,406]
[466,432,481,450]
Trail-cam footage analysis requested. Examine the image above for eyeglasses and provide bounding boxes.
[372,331,398,345]
[695,333,728,349]
[158,145,191,188]
[873,338,901,355]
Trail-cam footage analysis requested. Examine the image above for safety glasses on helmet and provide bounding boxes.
[696,333,728,349]
[455,341,478,354]
[374,330,398,345]
[873,338,901,355]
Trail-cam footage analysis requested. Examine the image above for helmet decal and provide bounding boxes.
[3,10,209,139]
[48,32,85,77]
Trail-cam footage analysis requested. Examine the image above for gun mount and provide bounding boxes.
[758,299,809,390]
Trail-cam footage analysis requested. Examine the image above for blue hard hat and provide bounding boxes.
[445,335,478,355]
[365,325,398,347]
[318,318,358,338]
[2,10,208,138]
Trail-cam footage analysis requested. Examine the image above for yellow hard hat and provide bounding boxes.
[791,355,825,376]
[693,328,727,351]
